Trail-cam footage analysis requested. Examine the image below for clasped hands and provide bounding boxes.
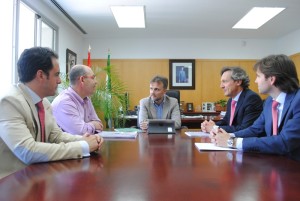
[209,126,231,148]
[201,120,215,133]
[82,133,104,152]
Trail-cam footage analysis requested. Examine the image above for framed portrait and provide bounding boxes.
[66,48,77,75]
[169,59,195,90]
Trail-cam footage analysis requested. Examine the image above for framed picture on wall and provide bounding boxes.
[169,59,195,90]
[66,48,77,75]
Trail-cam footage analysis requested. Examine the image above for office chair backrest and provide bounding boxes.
[166,90,180,105]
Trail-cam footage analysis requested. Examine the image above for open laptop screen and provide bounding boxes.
[147,119,176,134]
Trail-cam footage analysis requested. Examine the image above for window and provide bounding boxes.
[0,0,14,92]
[1,0,58,88]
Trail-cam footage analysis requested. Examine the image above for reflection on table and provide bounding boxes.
[124,112,222,128]
[0,129,299,201]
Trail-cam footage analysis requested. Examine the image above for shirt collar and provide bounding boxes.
[152,95,166,106]
[274,92,287,106]
[23,84,42,104]
[232,90,243,102]
[68,87,87,105]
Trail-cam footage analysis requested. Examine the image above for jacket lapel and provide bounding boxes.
[279,91,296,130]
[148,98,156,119]
[232,89,247,119]
[162,97,170,119]
[17,83,41,140]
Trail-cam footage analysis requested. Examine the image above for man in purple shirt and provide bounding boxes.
[52,64,103,134]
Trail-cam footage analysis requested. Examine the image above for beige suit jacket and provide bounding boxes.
[0,83,84,179]
[138,95,181,129]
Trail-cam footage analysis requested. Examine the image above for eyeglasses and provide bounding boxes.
[83,75,96,80]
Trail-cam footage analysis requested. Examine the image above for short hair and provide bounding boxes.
[221,66,250,89]
[17,47,58,83]
[69,65,89,86]
[254,54,299,93]
[150,75,168,89]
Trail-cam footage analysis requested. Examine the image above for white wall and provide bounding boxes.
[277,28,300,56]
[83,38,276,60]
[23,0,84,74]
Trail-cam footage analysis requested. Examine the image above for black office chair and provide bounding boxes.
[166,90,180,105]
[165,90,188,129]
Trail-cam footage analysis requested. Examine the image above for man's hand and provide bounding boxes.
[140,120,148,131]
[201,120,215,133]
[210,128,230,147]
[82,133,104,152]
[91,121,103,131]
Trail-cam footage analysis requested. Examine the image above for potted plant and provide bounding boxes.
[91,52,128,128]
[215,99,227,112]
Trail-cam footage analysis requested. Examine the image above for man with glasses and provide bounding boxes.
[138,75,181,130]
[52,64,103,134]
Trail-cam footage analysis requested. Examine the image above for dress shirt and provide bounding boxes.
[232,91,242,103]
[235,92,286,150]
[24,85,90,158]
[153,98,165,119]
[52,87,101,134]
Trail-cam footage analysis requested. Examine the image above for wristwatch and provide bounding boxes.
[227,137,235,148]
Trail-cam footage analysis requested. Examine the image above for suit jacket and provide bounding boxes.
[0,83,83,178]
[138,95,181,129]
[216,89,263,133]
[235,89,300,161]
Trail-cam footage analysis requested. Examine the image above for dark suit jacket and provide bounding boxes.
[216,89,263,133]
[235,89,300,161]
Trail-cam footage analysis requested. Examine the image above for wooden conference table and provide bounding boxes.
[0,129,300,201]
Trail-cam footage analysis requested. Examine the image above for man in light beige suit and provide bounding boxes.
[0,47,103,179]
[138,75,181,130]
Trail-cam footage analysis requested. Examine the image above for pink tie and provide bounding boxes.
[36,101,45,142]
[272,100,279,135]
[229,100,236,126]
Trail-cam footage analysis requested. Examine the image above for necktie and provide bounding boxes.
[229,100,236,126]
[36,101,45,142]
[272,100,279,135]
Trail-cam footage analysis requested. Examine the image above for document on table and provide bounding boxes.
[185,131,210,137]
[195,143,237,151]
[114,128,142,132]
[98,131,138,139]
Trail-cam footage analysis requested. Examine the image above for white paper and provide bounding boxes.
[98,131,137,139]
[185,131,210,137]
[195,143,237,151]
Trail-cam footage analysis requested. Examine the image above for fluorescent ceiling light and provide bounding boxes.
[233,7,285,29]
[111,6,145,28]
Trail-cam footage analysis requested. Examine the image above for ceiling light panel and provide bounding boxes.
[111,6,145,28]
[233,7,285,29]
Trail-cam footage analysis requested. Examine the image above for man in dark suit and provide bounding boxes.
[211,54,300,161]
[201,67,263,133]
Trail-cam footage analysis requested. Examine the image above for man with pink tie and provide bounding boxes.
[211,54,300,161]
[201,67,263,133]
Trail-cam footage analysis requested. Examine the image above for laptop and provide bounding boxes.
[147,119,176,134]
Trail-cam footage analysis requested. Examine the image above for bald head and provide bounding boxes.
[69,64,93,86]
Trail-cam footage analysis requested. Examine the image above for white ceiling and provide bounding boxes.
[45,0,300,39]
